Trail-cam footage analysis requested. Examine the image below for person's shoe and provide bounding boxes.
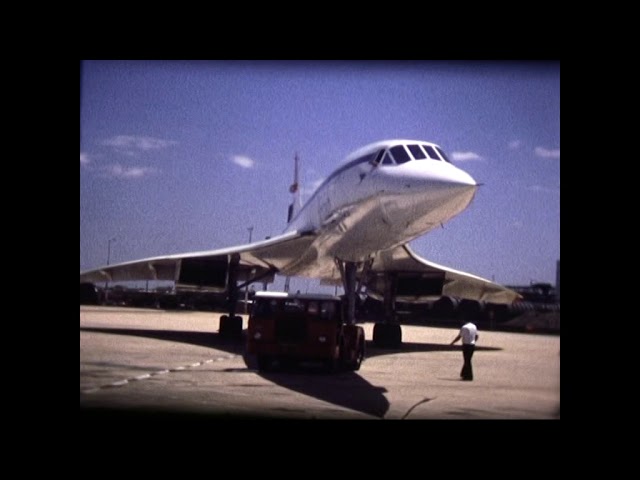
[462,377,473,381]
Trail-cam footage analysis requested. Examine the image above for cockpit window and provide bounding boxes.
[407,144,427,160]
[390,145,411,164]
[435,146,452,163]
[371,149,385,165]
[422,145,441,161]
[381,151,395,165]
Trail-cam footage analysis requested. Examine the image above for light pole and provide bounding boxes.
[244,227,254,313]
[105,236,117,303]
[107,237,117,265]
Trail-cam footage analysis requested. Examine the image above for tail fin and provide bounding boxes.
[287,152,302,223]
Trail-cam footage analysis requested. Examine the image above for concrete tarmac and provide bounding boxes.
[80,306,560,419]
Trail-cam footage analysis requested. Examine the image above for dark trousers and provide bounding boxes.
[461,344,475,380]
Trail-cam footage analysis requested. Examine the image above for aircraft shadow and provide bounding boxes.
[80,326,245,354]
[243,355,390,418]
[81,326,390,418]
[81,327,499,419]
[364,341,502,358]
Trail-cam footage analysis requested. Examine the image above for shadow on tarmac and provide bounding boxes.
[81,326,390,418]
[80,326,500,419]
[80,326,246,354]
[241,354,390,418]
[365,340,502,358]
[257,369,389,418]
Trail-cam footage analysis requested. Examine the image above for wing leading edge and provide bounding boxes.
[365,244,521,304]
[80,232,519,304]
[79,230,317,291]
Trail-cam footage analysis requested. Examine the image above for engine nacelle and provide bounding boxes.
[176,257,229,291]
[432,296,460,318]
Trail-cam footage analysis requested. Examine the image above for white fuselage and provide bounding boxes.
[283,140,478,277]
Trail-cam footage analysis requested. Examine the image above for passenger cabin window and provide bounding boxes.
[407,144,427,160]
[390,145,411,164]
[435,146,452,163]
[423,145,441,161]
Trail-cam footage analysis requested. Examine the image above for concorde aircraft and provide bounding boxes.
[80,139,521,347]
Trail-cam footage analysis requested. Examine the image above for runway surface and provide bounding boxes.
[80,306,560,419]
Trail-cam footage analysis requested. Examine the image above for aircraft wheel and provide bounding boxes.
[219,315,243,339]
[373,323,402,348]
[219,315,229,336]
[388,324,402,347]
[373,323,387,347]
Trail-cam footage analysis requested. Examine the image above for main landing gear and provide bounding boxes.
[372,273,402,348]
[219,255,243,340]
[219,255,275,341]
[337,259,402,349]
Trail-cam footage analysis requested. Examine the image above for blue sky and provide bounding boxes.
[80,60,559,291]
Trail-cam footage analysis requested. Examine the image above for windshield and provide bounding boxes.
[253,298,340,321]
[377,143,452,165]
[434,146,451,163]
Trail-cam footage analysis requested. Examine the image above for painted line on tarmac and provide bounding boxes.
[80,354,238,395]
[108,380,129,387]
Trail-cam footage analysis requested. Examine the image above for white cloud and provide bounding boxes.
[231,155,256,169]
[102,164,158,179]
[508,140,522,150]
[80,152,90,165]
[310,178,324,190]
[528,184,558,194]
[451,151,483,162]
[101,135,178,156]
[535,146,560,159]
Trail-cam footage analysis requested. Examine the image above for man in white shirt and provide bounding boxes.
[450,321,478,381]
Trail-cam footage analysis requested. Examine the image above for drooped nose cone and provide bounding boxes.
[447,166,478,188]
[447,168,479,212]
[410,165,479,226]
